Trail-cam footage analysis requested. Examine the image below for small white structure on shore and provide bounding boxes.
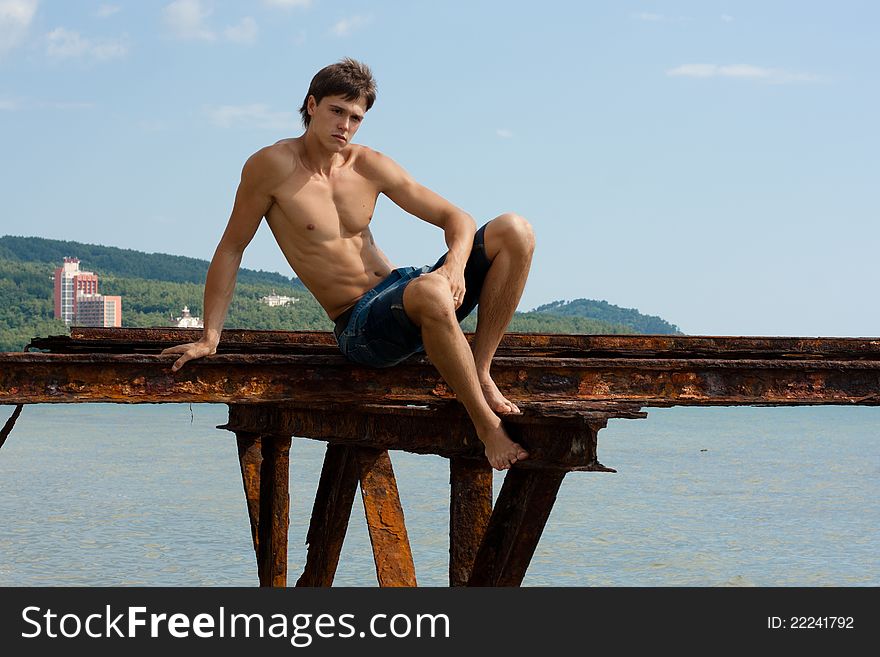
[174,305,204,328]
[260,289,296,307]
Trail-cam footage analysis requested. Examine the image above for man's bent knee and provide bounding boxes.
[403,273,456,327]
[489,213,535,258]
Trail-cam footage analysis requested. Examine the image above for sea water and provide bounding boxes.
[0,403,877,586]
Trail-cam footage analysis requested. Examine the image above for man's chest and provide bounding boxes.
[269,172,379,237]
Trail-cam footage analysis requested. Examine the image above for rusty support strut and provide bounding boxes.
[468,467,567,586]
[235,431,292,587]
[236,432,263,556]
[0,404,23,451]
[297,443,360,587]
[449,457,493,586]
[355,447,417,587]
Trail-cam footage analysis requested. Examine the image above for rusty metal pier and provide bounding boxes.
[2,327,879,586]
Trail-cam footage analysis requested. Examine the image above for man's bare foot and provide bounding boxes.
[479,377,520,414]
[478,420,529,471]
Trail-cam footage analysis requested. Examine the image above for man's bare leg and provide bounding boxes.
[403,274,528,470]
[472,213,536,415]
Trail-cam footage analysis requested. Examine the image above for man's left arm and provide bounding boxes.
[366,149,476,307]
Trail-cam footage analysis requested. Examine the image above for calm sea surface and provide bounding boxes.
[0,403,877,586]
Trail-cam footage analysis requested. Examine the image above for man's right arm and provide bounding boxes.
[162,150,277,372]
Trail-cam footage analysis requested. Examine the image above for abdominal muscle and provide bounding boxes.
[265,215,395,321]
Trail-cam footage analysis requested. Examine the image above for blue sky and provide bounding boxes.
[1,1,877,336]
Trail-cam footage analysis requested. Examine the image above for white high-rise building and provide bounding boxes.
[54,258,96,325]
[52,257,121,327]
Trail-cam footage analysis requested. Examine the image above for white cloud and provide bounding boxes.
[46,27,128,60]
[0,98,19,110]
[163,0,215,41]
[90,39,127,59]
[330,14,371,37]
[0,0,38,55]
[224,16,257,44]
[164,1,259,44]
[47,27,89,57]
[631,12,663,22]
[496,128,513,139]
[666,63,818,83]
[96,4,121,18]
[206,103,298,130]
[263,0,311,8]
[721,14,734,22]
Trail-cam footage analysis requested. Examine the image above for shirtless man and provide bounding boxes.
[162,59,533,470]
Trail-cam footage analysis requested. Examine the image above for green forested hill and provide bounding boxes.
[0,254,327,351]
[533,298,682,334]
[0,235,304,289]
[0,258,71,352]
[0,235,681,351]
[460,309,635,335]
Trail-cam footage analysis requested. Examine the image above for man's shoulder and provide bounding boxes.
[351,144,401,180]
[251,138,298,166]
[352,143,390,164]
[243,139,298,180]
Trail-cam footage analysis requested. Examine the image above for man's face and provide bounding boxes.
[307,94,367,150]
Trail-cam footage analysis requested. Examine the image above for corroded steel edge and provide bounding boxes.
[30,328,880,360]
[57,327,880,348]
[2,353,879,407]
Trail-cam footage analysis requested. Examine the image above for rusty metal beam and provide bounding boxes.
[354,447,417,587]
[449,457,493,586]
[296,443,360,587]
[221,403,623,470]
[3,352,879,407]
[468,468,567,587]
[31,328,880,361]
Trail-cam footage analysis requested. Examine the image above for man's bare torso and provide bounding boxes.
[261,138,394,320]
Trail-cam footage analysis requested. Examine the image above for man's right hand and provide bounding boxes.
[160,340,218,372]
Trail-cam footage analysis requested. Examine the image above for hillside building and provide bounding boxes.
[74,293,122,327]
[260,289,296,307]
[53,257,122,327]
[174,305,204,329]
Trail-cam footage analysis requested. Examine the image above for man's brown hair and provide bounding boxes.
[300,58,377,128]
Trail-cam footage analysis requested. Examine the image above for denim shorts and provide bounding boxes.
[333,223,492,367]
